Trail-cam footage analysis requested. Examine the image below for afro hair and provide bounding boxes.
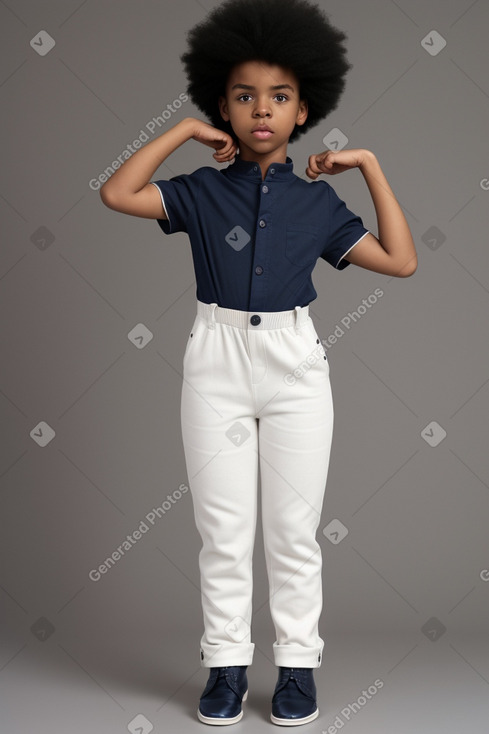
[180,0,352,143]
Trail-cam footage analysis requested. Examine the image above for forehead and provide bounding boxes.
[225,60,299,91]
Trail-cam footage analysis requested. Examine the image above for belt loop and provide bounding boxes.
[209,302,217,329]
[295,305,309,332]
[294,305,300,333]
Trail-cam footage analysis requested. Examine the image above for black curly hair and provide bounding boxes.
[180,0,352,144]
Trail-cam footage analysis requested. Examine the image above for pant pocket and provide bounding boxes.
[304,319,328,364]
[183,314,206,364]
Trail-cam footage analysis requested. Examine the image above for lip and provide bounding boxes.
[252,128,273,139]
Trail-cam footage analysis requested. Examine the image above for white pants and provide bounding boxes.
[180,300,334,669]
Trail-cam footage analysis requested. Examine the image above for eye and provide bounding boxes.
[237,94,252,102]
[274,94,288,102]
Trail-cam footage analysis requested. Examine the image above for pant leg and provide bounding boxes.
[255,317,334,668]
[180,313,257,667]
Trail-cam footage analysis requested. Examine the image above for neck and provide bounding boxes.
[237,142,289,180]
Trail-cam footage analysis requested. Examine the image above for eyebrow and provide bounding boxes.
[231,83,295,92]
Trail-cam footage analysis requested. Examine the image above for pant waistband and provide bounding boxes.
[197,300,310,330]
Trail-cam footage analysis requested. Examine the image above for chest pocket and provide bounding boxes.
[285,223,320,267]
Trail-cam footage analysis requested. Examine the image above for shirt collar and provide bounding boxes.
[224,154,294,182]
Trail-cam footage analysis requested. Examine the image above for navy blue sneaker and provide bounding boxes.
[198,665,248,725]
[270,667,319,726]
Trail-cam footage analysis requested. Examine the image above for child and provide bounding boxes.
[100,0,417,726]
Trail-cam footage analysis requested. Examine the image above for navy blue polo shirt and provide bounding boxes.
[151,155,369,312]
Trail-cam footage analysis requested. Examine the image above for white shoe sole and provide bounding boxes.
[197,688,248,725]
[270,706,319,726]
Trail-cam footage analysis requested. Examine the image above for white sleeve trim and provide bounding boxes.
[150,182,170,225]
[336,230,370,267]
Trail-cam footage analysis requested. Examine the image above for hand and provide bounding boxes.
[305,148,372,179]
[189,119,238,162]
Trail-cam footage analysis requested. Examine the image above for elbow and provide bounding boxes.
[405,258,418,277]
[99,184,119,211]
[399,265,417,277]
[396,255,418,277]
[99,184,112,207]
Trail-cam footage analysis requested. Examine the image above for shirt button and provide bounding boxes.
[253,165,258,172]
[250,315,261,325]
[255,265,263,275]
[262,185,269,193]
[259,219,266,228]
[270,168,275,175]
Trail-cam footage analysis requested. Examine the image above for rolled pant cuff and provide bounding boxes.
[273,642,324,668]
[200,642,255,668]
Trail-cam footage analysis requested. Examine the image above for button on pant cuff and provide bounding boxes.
[272,642,324,668]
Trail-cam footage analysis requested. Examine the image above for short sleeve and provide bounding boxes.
[320,183,370,270]
[150,169,203,235]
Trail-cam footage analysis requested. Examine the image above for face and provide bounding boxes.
[218,60,308,160]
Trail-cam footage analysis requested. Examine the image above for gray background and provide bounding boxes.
[1,0,488,732]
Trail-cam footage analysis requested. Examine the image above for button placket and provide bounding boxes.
[251,181,272,309]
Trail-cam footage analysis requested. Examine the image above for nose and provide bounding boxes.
[252,95,272,118]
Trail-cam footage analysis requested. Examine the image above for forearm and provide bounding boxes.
[359,151,417,275]
[100,117,195,200]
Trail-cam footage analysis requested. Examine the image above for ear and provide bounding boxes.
[296,99,308,127]
[218,95,230,122]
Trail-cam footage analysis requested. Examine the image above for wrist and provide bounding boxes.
[359,149,378,172]
[180,116,197,138]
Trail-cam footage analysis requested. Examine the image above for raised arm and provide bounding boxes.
[306,149,417,277]
[99,117,237,219]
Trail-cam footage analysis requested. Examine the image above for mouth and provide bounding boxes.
[251,126,273,139]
